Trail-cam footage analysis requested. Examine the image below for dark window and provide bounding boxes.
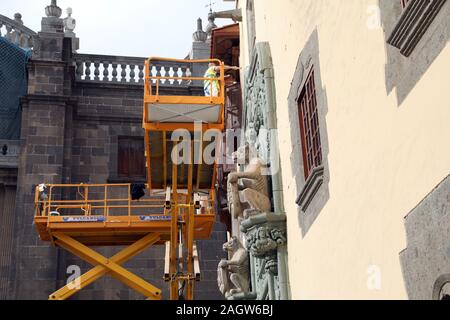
[118,137,145,179]
[401,0,410,9]
[297,67,322,180]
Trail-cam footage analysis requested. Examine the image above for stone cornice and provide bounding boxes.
[75,114,141,124]
[240,212,286,233]
[296,165,324,211]
[387,0,447,57]
[20,94,77,105]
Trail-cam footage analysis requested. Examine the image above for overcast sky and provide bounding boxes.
[1,0,236,58]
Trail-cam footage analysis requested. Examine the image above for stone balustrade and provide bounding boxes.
[0,14,36,49]
[73,54,196,87]
[74,54,145,84]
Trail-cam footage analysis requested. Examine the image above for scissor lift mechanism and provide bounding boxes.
[33,58,225,300]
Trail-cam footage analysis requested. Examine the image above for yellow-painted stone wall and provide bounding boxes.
[236,0,450,299]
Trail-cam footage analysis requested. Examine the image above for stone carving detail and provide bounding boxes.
[219,42,288,300]
[217,236,250,298]
[45,0,62,18]
[246,226,286,257]
[241,212,287,300]
[227,124,271,220]
[387,0,447,57]
[245,60,269,160]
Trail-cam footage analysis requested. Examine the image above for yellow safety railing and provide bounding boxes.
[144,57,225,105]
[35,183,216,218]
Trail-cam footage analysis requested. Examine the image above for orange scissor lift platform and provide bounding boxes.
[33,58,225,300]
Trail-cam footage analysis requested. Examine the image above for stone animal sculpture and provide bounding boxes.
[217,236,250,298]
[227,123,272,219]
[227,145,271,219]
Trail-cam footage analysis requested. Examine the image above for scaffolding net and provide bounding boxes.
[0,37,31,139]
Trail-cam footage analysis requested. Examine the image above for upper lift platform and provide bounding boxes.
[143,57,225,191]
[143,57,225,132]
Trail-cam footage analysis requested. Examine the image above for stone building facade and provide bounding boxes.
[215,0,450,300]
[0,2,227,300]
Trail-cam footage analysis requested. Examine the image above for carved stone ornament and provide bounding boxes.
[246,226,287,257]
[240,211,288,300]
[224,42,289,300]
[45,0,62,18]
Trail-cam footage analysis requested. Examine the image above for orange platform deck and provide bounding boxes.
[33,183,216,247]
[34,214,215,246]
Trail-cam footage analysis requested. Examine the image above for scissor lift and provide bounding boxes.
[34,58,225,300]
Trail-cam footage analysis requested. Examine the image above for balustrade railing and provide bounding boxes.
[73,54,196,87]
[0,14,36,49]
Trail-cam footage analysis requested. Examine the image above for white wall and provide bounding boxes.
[238,0,450,299]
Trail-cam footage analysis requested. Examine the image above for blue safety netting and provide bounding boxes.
[0,37,31,139]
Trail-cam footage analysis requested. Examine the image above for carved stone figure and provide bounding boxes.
[63,8,76,34]
[217,236,250,298]
[227,124,271,219]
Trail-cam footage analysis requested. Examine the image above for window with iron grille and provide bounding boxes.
[118,137,145,179]
[297,67,322,180]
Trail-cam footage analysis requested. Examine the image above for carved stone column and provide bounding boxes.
[241,212,287,300]
[218,42,290,300]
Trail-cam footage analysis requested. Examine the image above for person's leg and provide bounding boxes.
[212,81,219,97]
[204,83,211,96]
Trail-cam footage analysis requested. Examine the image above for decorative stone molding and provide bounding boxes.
[296,165,324,211]
[246,0,256,57]
[240,212,287,300]
[245,225,287,257]
[217,42,288,300]
[387,0,447,57]
[243,43,280,181]
[45,0,62,18]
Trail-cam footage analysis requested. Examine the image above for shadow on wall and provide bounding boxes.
[379,0,450,106]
